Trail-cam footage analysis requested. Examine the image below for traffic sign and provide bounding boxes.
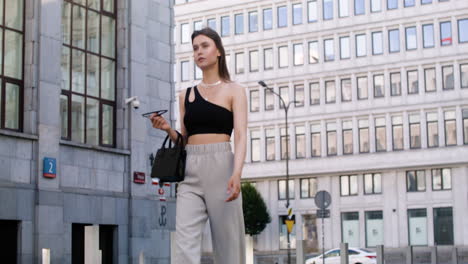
[314,190,331,209]
[285,219,295,234]
[317,209,330,218]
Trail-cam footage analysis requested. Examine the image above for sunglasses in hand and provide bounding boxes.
[142,109,168,119]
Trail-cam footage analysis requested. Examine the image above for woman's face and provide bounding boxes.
[193,34,221,70]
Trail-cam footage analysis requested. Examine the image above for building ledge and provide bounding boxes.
[0,129,39,141]
[59,140,131,156]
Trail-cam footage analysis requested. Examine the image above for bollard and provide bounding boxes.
[296,240,306,264]
[42,248,50,264]
[452,247,458,264]
[406,245,413,264]
[431,246,437,264]
[376,245,384,264]
[139,251,145,264]
[340,243,349,264]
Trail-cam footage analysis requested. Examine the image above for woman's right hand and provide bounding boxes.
[150,114,171,132]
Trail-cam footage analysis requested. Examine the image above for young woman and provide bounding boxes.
[150,27,247,264]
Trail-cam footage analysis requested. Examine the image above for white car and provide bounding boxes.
[305,247,377,264]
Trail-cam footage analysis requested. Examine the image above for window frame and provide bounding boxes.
[444,111,457,146]
[293,3,303,25]
[248,11,258,33]
[422,24,435,48]
[294,84,305,107]
[264,88,274,111]
[235,52,244,74]
[340,175,358,196]
[295,126,306,159]
[390,72,401,96]
[249,50,259,72]
[355,34,367,57]
[311,127,322,157]
[300,178,317,198]
[460,64,468,89]
[357,76,368,100]
[442,65,454,90]
[373,74,385,98]
[308,0,318,23]
[392,116,404,151]
[277,5,288,28]
[406,170,426,192]
[278,45,289,68]
[407,70,419,94]
[375,118,387,152]
[234,13,244,35]
[458,19,468,43]
[341,78,352,102]
[326,123,337,156]
[325,80,336,104]
[263,48,273,70]
[249,89,259,113]
[263,8,273,31]
[372,31,383,55]
[293,43,304,66]
[440,21,452,46]
[388,29,400,53]
[342,121,353,155]
[405,26,417,50]
[409,115,422,149]
[309,82,320,105]
[250,130,261,162]
[221,15,230,37]
[278,179,295,200]
[424,67,436,92]
[358,120,370,153]
[265,128,276,161]
[431,168,452,191]
[340,36,351,60]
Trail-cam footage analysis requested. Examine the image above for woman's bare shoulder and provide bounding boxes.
[225,82,246,96]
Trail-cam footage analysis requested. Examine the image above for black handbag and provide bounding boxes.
[151,131,186,184]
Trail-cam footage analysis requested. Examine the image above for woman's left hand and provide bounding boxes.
[225,175,241,202]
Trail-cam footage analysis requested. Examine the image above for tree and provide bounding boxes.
[242,183,271,236]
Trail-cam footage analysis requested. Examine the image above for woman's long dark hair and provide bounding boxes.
[191,27,231,82]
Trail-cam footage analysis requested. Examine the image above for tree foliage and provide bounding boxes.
[242,183,271,236]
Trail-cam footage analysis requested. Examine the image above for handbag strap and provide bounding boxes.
[160,131,184,150]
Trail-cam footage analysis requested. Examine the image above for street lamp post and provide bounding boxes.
[259,81,297,264]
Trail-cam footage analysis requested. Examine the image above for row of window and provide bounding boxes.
[178,19,468,82]
[280,207,453,249]
[249,109,468,162]
[277,168,451,201]
[248,64,468,111]
[178,0,453,43]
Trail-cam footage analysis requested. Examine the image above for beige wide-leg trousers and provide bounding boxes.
[174,142,246,264]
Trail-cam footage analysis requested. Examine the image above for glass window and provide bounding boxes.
[278,179,295,200]
[355,0,365,15]
[235,13,244,35]
[342,212,359,247]
[181,23,189,43]
[279,86,289,110]
[371,0,382,12]
[311,124,321,157]
[221,16,230,37]
[250,130,261,162]
[442,66,454,90]
[390,72,401,96]
[263,8,273,30]
[342,121,353,154]
[356,34,367,57]
[359,119,370,153]
[265,128,276,161]
[310,82,320,105]
[249,50,259,72]
[294,43,304,66]
[387,0,398,9]
[432,168,452,190]
[325,80,336,103]
[459,19,468,43]
[62,1,116,146]
[295,85,305,107]
[392,116,403,150]
[364,173,382,195]
[373,74,384,98]
[194,65,202,80]
[375,117,387,151]
[424,68,436,92]
[406,170,426,192]
[406,26,417,50]
[444,111,456,146]
[280,127,291,159]
[372,32,383,55]
[301,178,318,198]
[464,109,468,144]
[280,215,297,249]
[309,41,319,64]
[341,79,352,102]
[264,89,274,111]
[433,207,454,245]
[461,64,468,88]
[421,0,432,4]
[181,60,189,81]
[339,0,350,17]
[293,3,303,25]
[235,52,244,74]
[409,114,421,149]
[308,0,318,22]
[408,209,428,246]
[440,21,452,46]
[427,112,439,147]
[194,20,202,31]
[279,46,289,68]
[341,175,358,196]
[423,24,435,48]
[327,123,337,155]
[323,0,334,20]
[249,11,258,32]
[278,6,287,28]
[365,211,383,247]
[389,29,400,53]
[296,126,306,158]
[357,76,368,99]
[324,39,335,61]
[404,0,415,7]
[264,48,273,70]
[407,70,419,94]
[340,36,350,59]
[249,90,259,112]
[207,18,216,30]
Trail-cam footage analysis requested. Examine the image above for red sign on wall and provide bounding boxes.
[133,172,145,184]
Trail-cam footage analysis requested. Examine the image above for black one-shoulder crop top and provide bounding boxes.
[183,86,234,137]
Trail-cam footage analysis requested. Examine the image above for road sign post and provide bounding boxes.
[314,191,332,264]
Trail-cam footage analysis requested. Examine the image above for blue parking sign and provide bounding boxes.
[43,157,56,178]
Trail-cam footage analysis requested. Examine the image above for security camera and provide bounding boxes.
[125,96,140,109]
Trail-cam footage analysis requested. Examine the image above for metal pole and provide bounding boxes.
[285,103,290,264]
[322,216,325,264]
